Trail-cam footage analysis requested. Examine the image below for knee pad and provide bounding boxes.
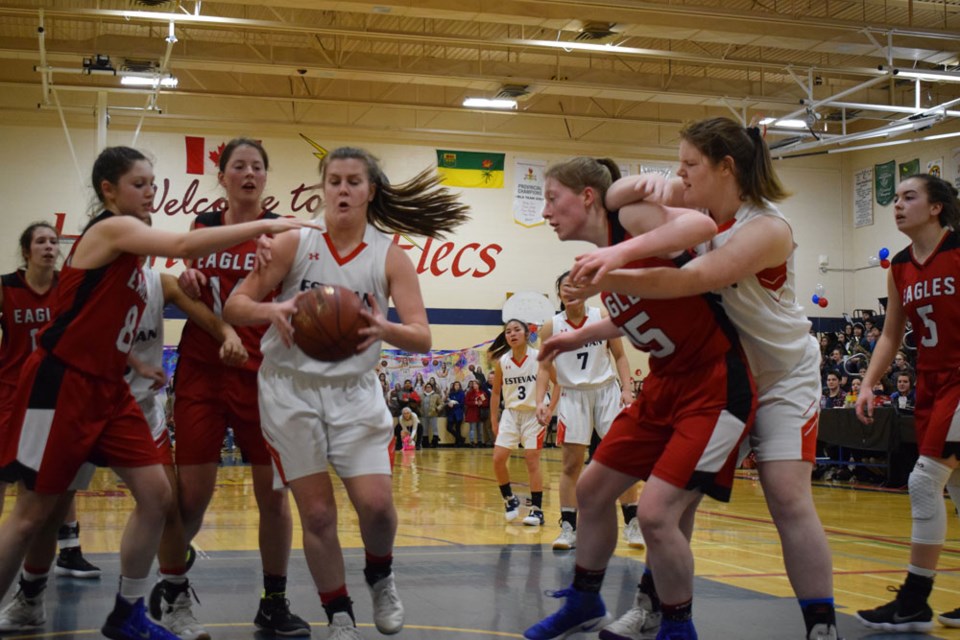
[909,456,953,545]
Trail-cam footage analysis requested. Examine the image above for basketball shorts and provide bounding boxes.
[495,408,544,450]
[914,368,960,459]
[137,392,173,466]
[592,350,755,502]
[557,380,623,446]
[748,340,820,463]
[258,365,393,488]
[173,356,270,465]
[2,351,161,494]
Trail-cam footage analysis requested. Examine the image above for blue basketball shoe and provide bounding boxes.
[524,587,612,640]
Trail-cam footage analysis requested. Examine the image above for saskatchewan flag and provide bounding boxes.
[436,149,505,188]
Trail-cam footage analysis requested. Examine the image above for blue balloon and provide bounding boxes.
[811,294,820,304]
[879,247,890,260]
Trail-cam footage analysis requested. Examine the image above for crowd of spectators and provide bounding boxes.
[814,312,917,484]
[379,366,495,449]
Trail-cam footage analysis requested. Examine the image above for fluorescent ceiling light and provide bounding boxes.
[120,75,178,88]
[463,97,517,109]
[760,118,807,129]
[896,68,960,84]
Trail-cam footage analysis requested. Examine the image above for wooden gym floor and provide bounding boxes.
[4,448,960,639]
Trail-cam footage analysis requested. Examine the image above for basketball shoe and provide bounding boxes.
[0,587,45,631]
[368,573,404,634]
[623,518,645,549]
[599,591,661,640]
[102,595,179,640]
[552,522,576,550]
[254,594,311,636]
[524,588,612,640]
[523,508,545,527]
[505,496,521,521]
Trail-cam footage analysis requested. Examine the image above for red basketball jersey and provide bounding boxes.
[177,210,279,370]
[0,270,57,388]
[891,230,960,372]
[602,256,739,375]
[600,211,740,376]
[37,212,147,380]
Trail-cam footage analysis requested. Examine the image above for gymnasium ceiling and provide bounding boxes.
[0,0,958,155]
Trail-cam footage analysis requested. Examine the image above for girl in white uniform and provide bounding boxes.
[489,319,553,526]
[224,146,468,640]
[127,265,247,640]
[535,271,640,551]
[569,117,837,640]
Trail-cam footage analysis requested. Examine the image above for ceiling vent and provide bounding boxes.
[122,59,158,73]
[495,84,530,100]
[132,0,175,6]
[575,22,619,42]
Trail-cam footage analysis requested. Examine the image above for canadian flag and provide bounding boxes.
[184,136,226,175]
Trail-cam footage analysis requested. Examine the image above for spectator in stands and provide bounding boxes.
[889,373,916,414]
[464,379,486,447]
[387,382,402,417]
[849,322,869,353]
[398,407,420,450]
[419,383,443,448]
[821,372,846,409]
[844,377,862,409]
[398,379,421,415]
[866,326,881,353]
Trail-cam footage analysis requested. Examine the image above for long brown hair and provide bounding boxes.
[908,173,960,229]
[320,147,470,238]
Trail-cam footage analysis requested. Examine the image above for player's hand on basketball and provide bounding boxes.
[855,387,875,424]
[356,295,387,352]
[271,295,302,348]
[571,245,628,285]
[178,268,207,300]
[219,328,249,367]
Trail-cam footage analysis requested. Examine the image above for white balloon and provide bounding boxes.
[815,283,825,295]
[867,255,880,267]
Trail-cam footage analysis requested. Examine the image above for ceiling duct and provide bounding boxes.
[122,59,158,74]
[575,22,619,42]
[495,84,530,100]
[132,0,175,6]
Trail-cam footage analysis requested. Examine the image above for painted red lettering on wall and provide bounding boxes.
[392,235,501,278]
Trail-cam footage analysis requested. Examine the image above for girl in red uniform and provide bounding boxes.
[0,223,101,633]
[523,157,755,640]
[160,139,307,636]
[855,175,960,632]
[0,146,310,640]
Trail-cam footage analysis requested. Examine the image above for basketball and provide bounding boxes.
[291,285,367,361]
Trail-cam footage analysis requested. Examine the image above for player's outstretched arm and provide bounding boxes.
[222,231,300,349]
[162,273,248,367]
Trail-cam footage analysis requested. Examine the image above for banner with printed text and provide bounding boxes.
[512,158,546,227]
[436,149,505,188]
[875,160,895,206]
[853,167,873,228]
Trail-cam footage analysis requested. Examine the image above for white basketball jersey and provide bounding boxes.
[261,223,390,378]
[552,307,616,388]
[694,201,815,383]
[125,267,165,403]
[499,348,538,411]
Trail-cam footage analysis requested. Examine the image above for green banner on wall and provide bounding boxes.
[875,160,896,206]
[899,158,920,181]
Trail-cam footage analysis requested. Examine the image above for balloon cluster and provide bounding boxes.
[867,247,891,269]
[811,283,829,308]
[528,323,539,343]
